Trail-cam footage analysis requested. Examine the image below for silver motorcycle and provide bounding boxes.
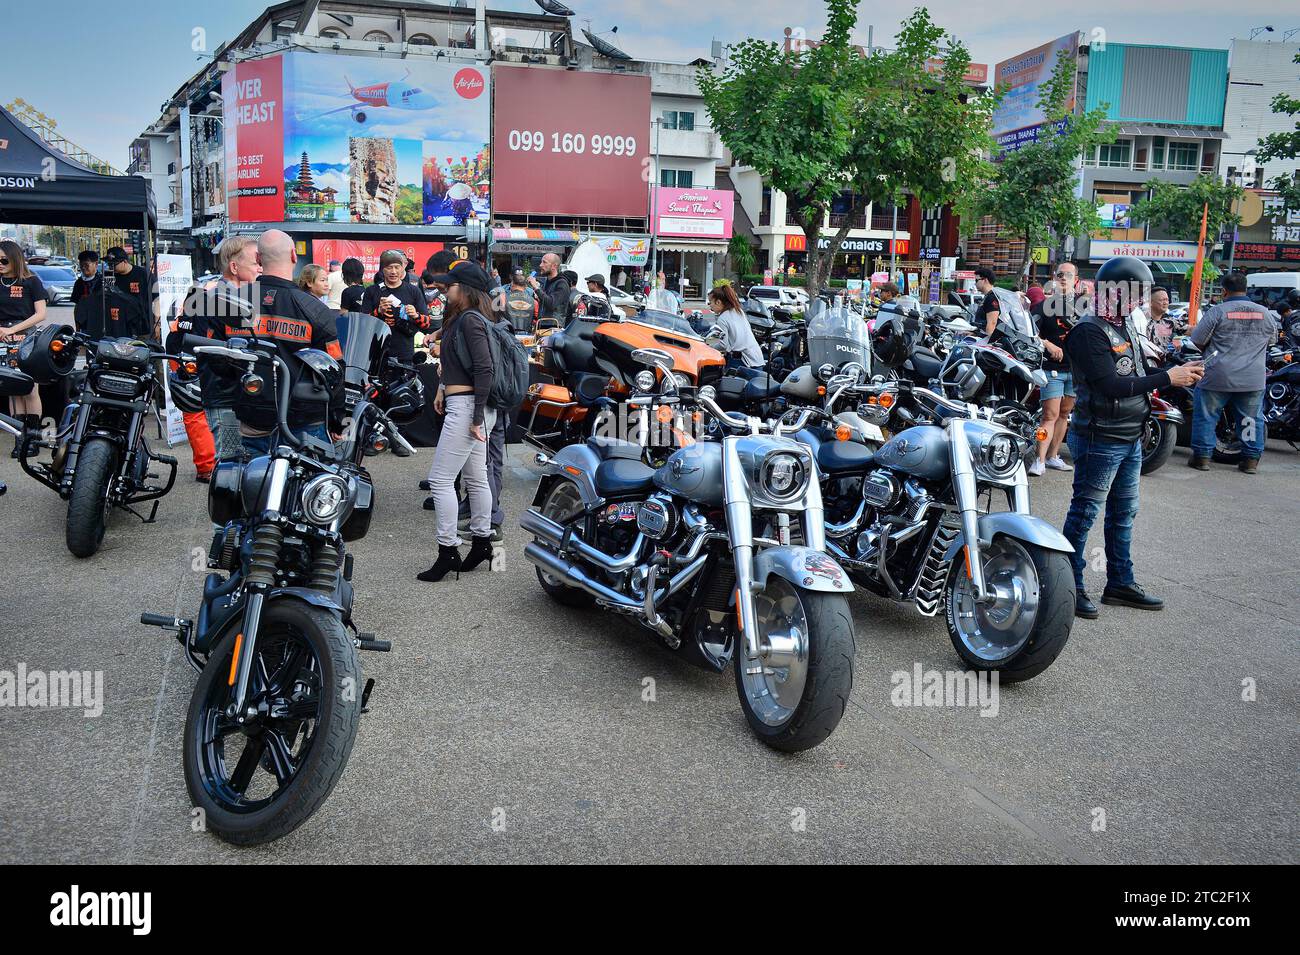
[521,349,856,752]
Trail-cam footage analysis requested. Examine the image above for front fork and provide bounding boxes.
[950,421,991,602]
[228,457,292,719]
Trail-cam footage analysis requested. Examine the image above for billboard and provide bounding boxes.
[224,52,490,226]
[992,33,1081,151]
[654,188,734,239]
[310,239,449,275]
[492,65,650,218]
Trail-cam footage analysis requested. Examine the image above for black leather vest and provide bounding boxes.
[1071,315,1150,443]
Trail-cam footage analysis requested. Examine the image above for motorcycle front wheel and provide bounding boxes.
[734,577,855,753]
[944,537,1073,682]
[65,437,118,558]
[183,600,361,845]
[1139,416,1177,474]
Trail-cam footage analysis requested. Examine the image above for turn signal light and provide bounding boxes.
[50,339,65,353]
[241,373,264,396]
[817,386,826,396]
[184,361,197,375]
[879,392,895,409]
[835,424,852,442]
[656,405,673,424]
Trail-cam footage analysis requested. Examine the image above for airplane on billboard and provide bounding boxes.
[317,71,437,124]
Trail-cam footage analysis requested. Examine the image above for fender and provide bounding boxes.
[536,441,604,509]
[944,511,1074,560]
[196,587,344,658]
[1149,395,1184,424]
[751,545,854,595]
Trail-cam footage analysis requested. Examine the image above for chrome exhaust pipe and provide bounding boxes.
[524,542,643,611]
[519,508,645,573]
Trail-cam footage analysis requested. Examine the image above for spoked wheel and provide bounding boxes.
[735,576,855,753]
[1140,417,1177,474]
[945,536,1073,682]
[533,481,595,607]
[183,601,360,845]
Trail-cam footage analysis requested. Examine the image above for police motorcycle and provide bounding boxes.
[521,350,856,752]
[140,320,409,845]
[16,325,179,558]
[793,371,1074,681]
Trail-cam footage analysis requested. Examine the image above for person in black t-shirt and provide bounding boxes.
[1029,262,1080,475]
[103,246,156,337]
[973,267,1001,335]
[0,240,49,451]
[360,249,430,364]
[339,257,367,313]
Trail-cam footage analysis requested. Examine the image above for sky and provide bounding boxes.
[2,0,1297,169]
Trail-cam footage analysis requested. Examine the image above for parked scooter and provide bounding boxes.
[521,350,856,752]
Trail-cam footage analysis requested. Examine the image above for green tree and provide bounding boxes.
[970,52,1112,279]
[1255,50,1300,212]
[1128,173,1244,266]
[727,232,756,278]
[701,2,990,300]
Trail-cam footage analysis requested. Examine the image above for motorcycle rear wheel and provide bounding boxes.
[735,577,855,752]
[944,537,1073,682]
[65,437,117,558]
[183,600,361,845]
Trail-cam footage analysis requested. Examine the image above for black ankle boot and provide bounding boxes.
[417,545,462,582]
[459,535,494,573]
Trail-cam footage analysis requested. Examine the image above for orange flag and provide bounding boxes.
[1187,203,1209,327]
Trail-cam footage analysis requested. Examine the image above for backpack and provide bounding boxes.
[452,309,529,411]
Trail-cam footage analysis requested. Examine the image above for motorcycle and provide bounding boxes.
[336,312,425,457]
[798,378,1075,681]
[520,352,856,752]
[1213,346,1300,461]
[520,308,724,454]
[17,325,179,558]
[140,326,409,845]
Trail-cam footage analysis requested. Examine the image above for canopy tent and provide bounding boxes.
[0,105,154,229]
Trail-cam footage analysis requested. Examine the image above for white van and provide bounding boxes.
[1246,272,1300,308]
[747,285,806,310]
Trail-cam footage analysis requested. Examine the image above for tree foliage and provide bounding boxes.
[1128,173,1245,253]
[1255,50,1300,212]
[970,52,1112,278]
[700,1,991,299]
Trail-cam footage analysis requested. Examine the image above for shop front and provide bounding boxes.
[782,234,910,281]
[652,188,734,301]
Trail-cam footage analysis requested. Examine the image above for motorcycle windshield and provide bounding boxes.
[336,312,392,385]
[806,300,871,375]
[646,288,682,315]
[633,308,702,340]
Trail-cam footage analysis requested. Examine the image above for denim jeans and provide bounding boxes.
[1061,432,1142,591]
[241,423,330,457]
[205,407,242,462]
[1191,387,1265,461]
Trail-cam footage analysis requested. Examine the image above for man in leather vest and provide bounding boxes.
[1061,256,1204,619]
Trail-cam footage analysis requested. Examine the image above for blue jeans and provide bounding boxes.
[1061,432,1142,591]
[1191,387,1264,460]
[241,424,330,457]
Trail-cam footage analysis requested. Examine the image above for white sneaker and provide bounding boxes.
[1046,456,1073,472]
[1027,459,1046,476]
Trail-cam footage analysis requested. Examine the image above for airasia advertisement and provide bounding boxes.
[223,53,490,225]
[222,57,285,223]
[492,65,650,218]
[654,188,734,239]
[310,239,448,275]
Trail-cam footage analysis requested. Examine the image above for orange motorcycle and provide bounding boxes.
[519,307,725,454]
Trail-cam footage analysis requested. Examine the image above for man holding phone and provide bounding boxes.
[361,248,430,366]
[1061,256,1205,619]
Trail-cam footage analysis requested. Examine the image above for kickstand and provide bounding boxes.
[120,500,161,524]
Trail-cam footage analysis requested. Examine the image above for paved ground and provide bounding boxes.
[0,401,1296,863]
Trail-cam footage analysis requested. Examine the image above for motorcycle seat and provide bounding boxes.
[741,373,783,400]
[816,439,875,474]
[906,348,943,381]
[594,457,658,497]
[587,435,642,460]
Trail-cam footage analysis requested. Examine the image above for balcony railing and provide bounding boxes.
[1082,158,1218,174]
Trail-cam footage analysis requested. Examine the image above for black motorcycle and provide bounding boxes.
[17,325,178,557]
[141,329,409,845]
[336,312,426,457]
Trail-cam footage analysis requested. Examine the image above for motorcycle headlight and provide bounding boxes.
[978,432,1020,481]
[698,384,716,403]
[760,451,809,503]
[300,474,355,526]
[816,362,836,382]
[635,369,656,392]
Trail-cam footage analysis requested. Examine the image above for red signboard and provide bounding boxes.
[311,239,448,275]
[223,56,285,223]
[492,65,650,218]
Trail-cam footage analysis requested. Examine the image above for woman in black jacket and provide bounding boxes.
[417,261,497,583]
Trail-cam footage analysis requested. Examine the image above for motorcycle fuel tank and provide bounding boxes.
[654,440,724,506]
[781,364,818,401]
[873,425,951,482]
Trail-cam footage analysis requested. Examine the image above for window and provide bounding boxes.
[662,110,695,131]
[320,27,347,40]
[363,30,393,43]
[1151,136,1165,170]
[409,33,436,46]
[1167,141,1199,171]
[660,169,693,188]
[1097,140,1132,168]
